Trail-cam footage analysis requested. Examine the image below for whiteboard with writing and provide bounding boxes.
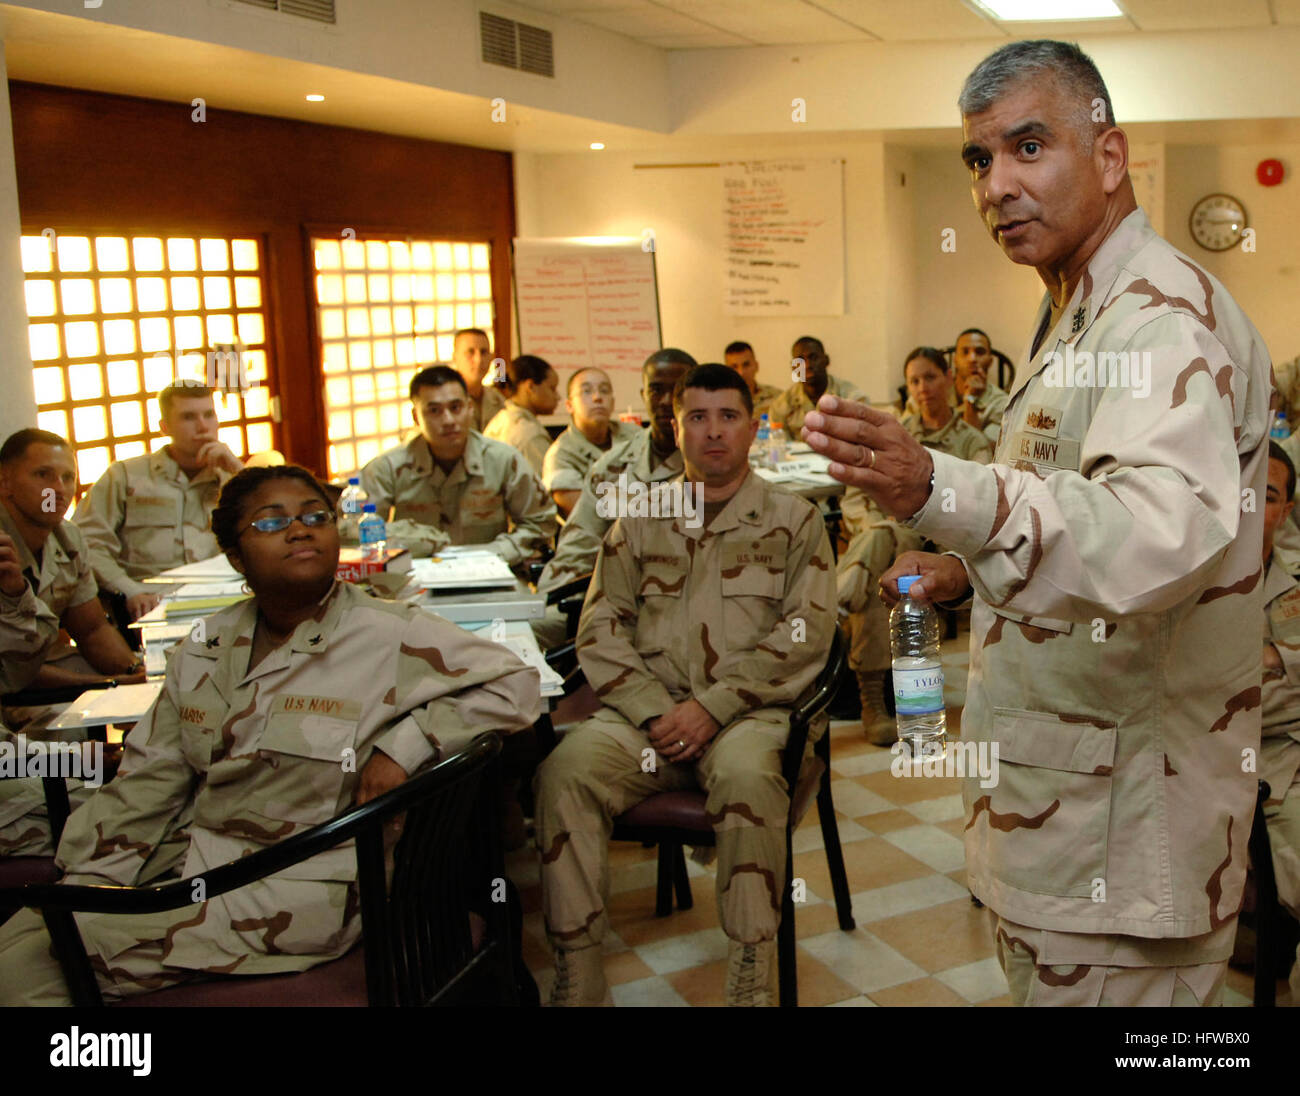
[512,238,662,383]
[723,159,844,316]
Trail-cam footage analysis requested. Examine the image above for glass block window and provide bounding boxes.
[311,236,494,478]
[22,233,277,490]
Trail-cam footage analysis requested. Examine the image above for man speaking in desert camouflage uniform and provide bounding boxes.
[804,40,1272,1006]
[535,364,835,1006]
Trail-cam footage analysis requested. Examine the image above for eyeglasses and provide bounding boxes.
[243,509,336,535]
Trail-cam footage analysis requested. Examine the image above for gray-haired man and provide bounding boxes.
[804,40,1272,1007]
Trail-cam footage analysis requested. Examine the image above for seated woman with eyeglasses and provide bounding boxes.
[0,464,541,1005]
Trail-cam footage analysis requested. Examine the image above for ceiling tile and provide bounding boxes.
[1120,0,1271,30]
[641,31,755,48]
[810,0,1005,40]
[655,0,875,44]
[574,5,726,38]
[1268,0,1300,21]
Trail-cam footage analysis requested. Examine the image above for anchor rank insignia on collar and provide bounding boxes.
[1071,306,1086,334]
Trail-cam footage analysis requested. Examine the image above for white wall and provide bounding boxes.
[515,138,900,415]
[1166,143,1300,365]
[515,138,1058,415]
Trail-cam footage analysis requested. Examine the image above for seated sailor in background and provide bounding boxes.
[1256,441,1300,1004]
[361,365,556,563]
[838,348,990,743]
[73,382,243,622]
[0,463,541,1005]
[535,364,836,1006]
[542,367,639,519]
[483,354,560,479]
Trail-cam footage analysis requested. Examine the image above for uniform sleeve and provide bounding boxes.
[360,452,451,558]
[695,506,837,727]
[55,671,197,885]
[911,316,1254,619]
[372,608,542,774]
[574,519,676,728]
[484,453,557,567]
[72,464,145,598]
[542,436,571,493]
[523,429,552,481]
[536,483,607,591]
[0,585,59,692]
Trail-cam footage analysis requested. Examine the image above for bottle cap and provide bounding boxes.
[897,574,921,595]
[348,477,359,485]
[362,503,377,513]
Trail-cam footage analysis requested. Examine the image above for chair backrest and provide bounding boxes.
[781,628,846,792]
[358,732,506,1006]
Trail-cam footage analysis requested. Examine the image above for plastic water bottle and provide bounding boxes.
[756,414,771,444]
[338,477,366,542]
[1271,411,1289,440]
[890,575,947,759]
[359,503,387,562]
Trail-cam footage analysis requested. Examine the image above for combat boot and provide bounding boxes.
[724,939,777,1006]
[857,669,897,745]
[548,945,611,1007]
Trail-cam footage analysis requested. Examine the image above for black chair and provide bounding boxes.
[1,733,532,1007]
[609,630,856,1007]
[1246,777,1287,1008]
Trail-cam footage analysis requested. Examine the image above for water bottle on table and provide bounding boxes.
[338,477,366,542]
[890,574,947,760]
[359,503,387,562]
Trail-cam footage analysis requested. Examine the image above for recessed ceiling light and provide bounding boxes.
[972,0,1122,19]
[306,94,325,102]
[590,142,605,150]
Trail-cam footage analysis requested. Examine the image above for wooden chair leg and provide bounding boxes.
[815,740,856,931]
[654,843,675,917]
[672,845,693,912]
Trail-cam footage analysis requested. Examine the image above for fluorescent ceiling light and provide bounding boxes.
[590,142,605,150]
[305,93,325,102]
[972,0,1122,19]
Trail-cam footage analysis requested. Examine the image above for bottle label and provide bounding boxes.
[893,667,945,715]
[360,524,385,545]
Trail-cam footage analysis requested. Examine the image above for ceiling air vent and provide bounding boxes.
[480,11,554,78]
[232,0,336,24]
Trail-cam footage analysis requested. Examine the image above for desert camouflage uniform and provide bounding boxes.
[903,209,1271,1005]
[0,580,541,1005]
[536,427,685,593]
[473,384,507,432]
[1270,430,1300,558]
[483,400,553,480]
[72,449,229,598]
[535,471,835,951]
[541,420,641,497]
[837,413,991,673]
[752,382,784,417]
[360,431,556,562]
[0,505,106,856]
[0,584,59,694]
[1259,547,1300,1002]
[765,374,866,439]
[907,383,1009,448]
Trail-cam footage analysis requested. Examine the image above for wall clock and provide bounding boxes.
[1189,193,1247,252]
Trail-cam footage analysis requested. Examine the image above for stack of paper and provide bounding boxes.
[412,551,515,591]
[48,683,164,731]
[145,556,241,583]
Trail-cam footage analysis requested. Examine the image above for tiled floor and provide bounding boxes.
[510,627,1294,1006]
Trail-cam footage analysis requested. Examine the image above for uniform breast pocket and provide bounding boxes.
[258,711,360,824]
[636,561,687,656]
[720,568,785,646]
[461,490,506,533]
[981,707,1116,898]
[178,717,221,772]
